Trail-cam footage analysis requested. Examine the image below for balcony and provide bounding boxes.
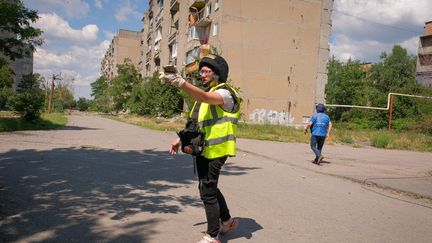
[146,50,152,63]
[185,61,199,74]
[170,0,179,12]
[169,30,177,43]
[195,7,211,27]
[189,0,205,9]
[418,46,432,55]
[155,9,163,27]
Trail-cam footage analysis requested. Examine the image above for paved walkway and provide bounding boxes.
[237,138,432,200]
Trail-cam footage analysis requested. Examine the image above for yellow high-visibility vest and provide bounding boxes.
[189,83,242,159]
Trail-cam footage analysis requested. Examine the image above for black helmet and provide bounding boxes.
[199,54,229,82]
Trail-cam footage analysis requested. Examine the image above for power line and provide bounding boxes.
[334,9,423,35]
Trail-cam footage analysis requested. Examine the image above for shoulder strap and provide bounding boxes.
[190,101,201,121]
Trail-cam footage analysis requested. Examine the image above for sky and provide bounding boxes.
[22,0,432,100]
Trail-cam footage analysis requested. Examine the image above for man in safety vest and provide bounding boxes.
[159,54,241,243]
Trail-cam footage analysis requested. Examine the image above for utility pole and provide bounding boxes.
[47,73,62,113]
[388,94,394,130]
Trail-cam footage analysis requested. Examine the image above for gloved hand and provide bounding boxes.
[159,71,186,87]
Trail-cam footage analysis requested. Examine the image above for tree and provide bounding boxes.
[90,75,113,113]
[109,60,143,112]
[367,45,420,121]
[325,45,428,129]
[0,0,43,61]
[76,97,90,111]
[0,65,14,109]
[325,56,367,121]
[12,73,45,121]
[52,81,74,112]
[129,73,183,117]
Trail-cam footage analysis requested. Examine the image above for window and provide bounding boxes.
[212,23,218,36]
[155,27,162,42]
[215,0,219,10]
[170,42,177,58]
[205,4,211,17]
[185,47,200,64]
[188,26,199,41]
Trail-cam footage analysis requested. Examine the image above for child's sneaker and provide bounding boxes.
[197,233,220,243]
[219,218,238,235]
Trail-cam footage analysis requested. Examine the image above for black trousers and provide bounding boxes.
[196,155,231,237]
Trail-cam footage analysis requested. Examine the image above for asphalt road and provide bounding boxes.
[0,114,431,243]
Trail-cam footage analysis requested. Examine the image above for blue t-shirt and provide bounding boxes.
[310,112,331,137]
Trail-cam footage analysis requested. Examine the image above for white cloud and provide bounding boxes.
[115,1,142,22]
[399,37,420,56]
[330,0,432,62]
[336,0,431,26]
[34,48,76,68]
[330,34,392,62]
[33,41,109,99]
[23,0,90,19]
[35,13,99,43]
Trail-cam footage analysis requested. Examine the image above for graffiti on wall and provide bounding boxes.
[248,108,295,125]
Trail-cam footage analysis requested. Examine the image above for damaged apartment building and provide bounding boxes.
[101,29,142,80]
[131,0,333,125]
[416,20,432,88]
[0,0,34,90]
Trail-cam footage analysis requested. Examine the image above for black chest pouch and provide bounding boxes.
[177,119,204,155]
[177,101,205,156]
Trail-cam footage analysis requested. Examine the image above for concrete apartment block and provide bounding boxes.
[0,0,33,90]
[140,0,333,125]
[101,29,142,80]
[416,20,432,88]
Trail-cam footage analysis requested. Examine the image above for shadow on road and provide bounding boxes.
[58,126,101,131]
[221,217,263,243]
[0,147,261,242]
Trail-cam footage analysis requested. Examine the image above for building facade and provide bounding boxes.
[416,20,432,88]
[101,29,142,80]
[139,0,333,125]
[0,0,34,90]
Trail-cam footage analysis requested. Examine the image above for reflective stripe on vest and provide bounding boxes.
[189,83,241,159]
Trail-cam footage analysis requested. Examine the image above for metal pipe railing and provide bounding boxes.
[325,92,432,111]
[325,92,432,130]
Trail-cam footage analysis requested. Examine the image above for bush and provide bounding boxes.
[0,87,14,110]
[12,74,45,121]
[408,115,432,135]
[12,90,45,121]
[391,118,414,132]
[345,117,386,130]
[76,97,90,111]
[371,132,390,148]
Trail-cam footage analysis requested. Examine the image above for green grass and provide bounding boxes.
[101,114,432,152]
[0,111,67,132]
[237,123,309,143]
[371,132,391,148]
[105,114,184,132]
